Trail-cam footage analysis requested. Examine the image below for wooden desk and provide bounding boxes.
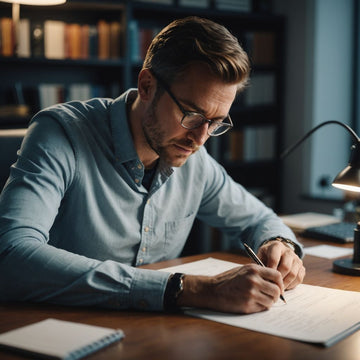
[1,238,360,360]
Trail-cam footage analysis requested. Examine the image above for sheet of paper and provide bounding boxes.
[160,257,360,347]
[160,257,242,275]
[304,245,353,259]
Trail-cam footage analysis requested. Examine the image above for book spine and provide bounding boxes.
[97,20,110,60]
[17,18,31,58]
[44,20,65,59]
[1,17,15,57]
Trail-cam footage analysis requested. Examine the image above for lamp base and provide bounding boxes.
[333,258,360,276]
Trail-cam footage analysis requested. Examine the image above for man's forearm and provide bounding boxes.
[0,234,169,311]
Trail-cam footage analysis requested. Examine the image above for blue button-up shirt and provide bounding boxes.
[0,89,301,311]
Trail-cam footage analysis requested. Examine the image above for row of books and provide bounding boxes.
[214,0,251,11]
[243,73,276,106]
[242,31,276,66]
[224,126,276,162]
[0,83,121,119]
[135,0,252,11]
[0,17,122,60]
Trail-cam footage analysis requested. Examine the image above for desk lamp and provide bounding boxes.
[282,120,360,275]
[1,0,66,55]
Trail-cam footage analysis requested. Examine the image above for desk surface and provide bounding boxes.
[1,237,360,360]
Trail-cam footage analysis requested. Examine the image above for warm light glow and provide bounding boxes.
[332,183,360,193]
[1,0,66,5]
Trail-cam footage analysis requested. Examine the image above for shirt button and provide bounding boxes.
[137,163,142,169]
[139,258,144,264]
[135,178,140,184]
[142,247,146,252]
[144,226,150,232]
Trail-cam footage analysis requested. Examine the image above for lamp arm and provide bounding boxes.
[281,120,360,159]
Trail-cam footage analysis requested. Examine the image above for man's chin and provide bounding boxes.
[161,153,191,167]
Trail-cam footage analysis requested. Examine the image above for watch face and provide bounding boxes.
[175,274,184,298]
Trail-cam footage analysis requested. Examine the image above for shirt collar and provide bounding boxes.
[110,89,139,164]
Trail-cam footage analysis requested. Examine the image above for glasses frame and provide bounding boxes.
[151,71,233,137]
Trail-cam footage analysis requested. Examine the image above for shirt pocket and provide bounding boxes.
[164,212,197,259]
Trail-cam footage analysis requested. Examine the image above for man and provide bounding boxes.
[0,17,305,314]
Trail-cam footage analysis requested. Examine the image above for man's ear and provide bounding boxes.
[138,69,156,101]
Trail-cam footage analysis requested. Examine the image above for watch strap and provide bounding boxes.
[163,273,184,312]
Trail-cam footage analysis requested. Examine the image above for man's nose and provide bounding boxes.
[188,122,210,146]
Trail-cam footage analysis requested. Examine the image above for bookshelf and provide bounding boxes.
[0,0,285,251]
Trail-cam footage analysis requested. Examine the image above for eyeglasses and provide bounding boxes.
[151,71,233,136]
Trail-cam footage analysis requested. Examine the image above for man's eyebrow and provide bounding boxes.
[179,98,227,121]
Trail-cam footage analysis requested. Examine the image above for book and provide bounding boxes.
[88,24,98,58]
[0,318,124,360]
[97,20,110,60]
[243,125,275,161]
[44,20,65,59]
[228,130,244,161]
[179,0,210,8]
[244,31,276,66]
[109,21,122,59]
[0,17,14,57]
[244,73,276,106]
[80,24,90,59]
[279,212,340,231]
[17,18,31,58]
[160,257,360,347]
[214,0,251,12]
[66,23,82,59]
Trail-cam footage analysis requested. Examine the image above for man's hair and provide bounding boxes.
[142,16,250,92]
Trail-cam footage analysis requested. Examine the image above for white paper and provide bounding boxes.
[160,257,360,346]
[304,245,353,259]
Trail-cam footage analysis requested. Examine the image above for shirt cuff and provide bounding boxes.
[130,268,170,311]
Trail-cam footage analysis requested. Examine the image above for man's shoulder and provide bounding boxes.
[35,98,113,121]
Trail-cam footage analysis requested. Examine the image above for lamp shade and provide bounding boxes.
[1,0,66,5]
[332,167,360,192]
[332,143,360,192]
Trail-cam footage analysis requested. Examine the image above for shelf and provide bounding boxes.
[0,0,286,211]
[0,57,124,68]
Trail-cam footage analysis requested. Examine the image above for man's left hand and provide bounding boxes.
[257,240,305,290]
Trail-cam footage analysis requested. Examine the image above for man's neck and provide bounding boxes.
[127,96,159,169]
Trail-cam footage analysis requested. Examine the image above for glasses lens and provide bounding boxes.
[181,113,232,136]
[181,113,205,129]
[208,116,232,136]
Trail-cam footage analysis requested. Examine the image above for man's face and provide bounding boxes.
[142,64,237,167]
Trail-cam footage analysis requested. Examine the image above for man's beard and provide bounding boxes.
[142,100,199,167]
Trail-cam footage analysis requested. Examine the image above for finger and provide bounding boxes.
[284,264,306,290]
[259,267,285,296]
[278,254,305,289]
[259,279,282,305]
[276,251,295,278]
[258,244,282,269]
[241,277,281,313]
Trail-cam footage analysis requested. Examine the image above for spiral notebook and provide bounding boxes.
[0,318,124,360]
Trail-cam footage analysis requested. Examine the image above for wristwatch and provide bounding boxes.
[263,236,302,257]
[163,273,185,312]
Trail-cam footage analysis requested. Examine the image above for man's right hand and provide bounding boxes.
[177,264,284,314]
